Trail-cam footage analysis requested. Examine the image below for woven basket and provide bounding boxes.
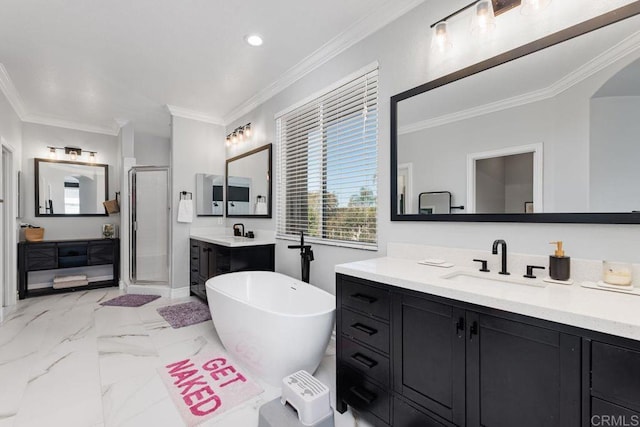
[103,199,120,214]
[25,227,44,242]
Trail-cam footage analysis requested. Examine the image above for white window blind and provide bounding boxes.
[276,68,378,248]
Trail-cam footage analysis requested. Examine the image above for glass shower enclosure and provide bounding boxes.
[129,166,170,285]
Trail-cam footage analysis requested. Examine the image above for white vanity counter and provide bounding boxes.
[336,256,640,341]
[190,231,275,247]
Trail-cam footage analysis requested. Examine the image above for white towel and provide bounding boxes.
[53,279,89,289]
[54,274,88,283]
[177,199,193,223]
[255,202,268,215]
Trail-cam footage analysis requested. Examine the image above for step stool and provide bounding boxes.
[258,370,334,427]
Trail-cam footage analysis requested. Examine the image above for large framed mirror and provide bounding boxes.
[391,3,640,223]
[226,144,272,218]
[196,173,224,216]
[35,158,109,216]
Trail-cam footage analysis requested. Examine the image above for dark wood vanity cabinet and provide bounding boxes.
[336,273,640,427]
[18,238,120,299]
[189,239,275,301]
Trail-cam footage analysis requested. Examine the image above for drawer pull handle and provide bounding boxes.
[350,293,377,304]
[349,386,376,405]
[350,323,377,336]
[350,353,377,369]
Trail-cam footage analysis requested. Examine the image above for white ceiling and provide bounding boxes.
[0,0,422,137]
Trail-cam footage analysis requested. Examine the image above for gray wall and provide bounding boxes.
[134,131,170,166]
[221,2,640,296]
[590,96,640,212]
[21,123,119,240]
[170,116,225,289]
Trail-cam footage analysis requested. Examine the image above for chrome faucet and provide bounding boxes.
[492,239,510,275]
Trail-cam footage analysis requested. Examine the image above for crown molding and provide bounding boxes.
[166,104,225,126]
[223,0,426,124]
[22,113,120,136]
[399,30,640,135]
[0,63,27,120]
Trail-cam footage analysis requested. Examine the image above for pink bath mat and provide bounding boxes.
[158,352,263,426]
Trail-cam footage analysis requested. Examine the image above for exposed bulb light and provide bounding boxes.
[471,0,496,35]
[226,135,231,146]
[245,34,263,47]
[231,132,238,144]
[237,128,244,141]
[433,21,452,52]
[69,150,78,161]
[521,0,552,15]
[48,146,57,159]
[244,123,252,138]
[88,152,96,163]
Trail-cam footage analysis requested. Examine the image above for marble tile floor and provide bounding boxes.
[0,288,373,427]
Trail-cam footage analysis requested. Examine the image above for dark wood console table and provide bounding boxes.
[18,238,120,299]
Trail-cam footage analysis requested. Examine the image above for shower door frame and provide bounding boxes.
[129,166,171,285]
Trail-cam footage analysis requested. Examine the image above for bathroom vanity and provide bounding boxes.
[18,238,120,299]
[189,235,275,301]
[335,257,640,427]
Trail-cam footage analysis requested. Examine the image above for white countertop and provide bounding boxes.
[336,257,640,341]
[190,232,275,247]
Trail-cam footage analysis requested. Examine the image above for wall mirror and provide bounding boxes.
[226,144,272,218]
[196,173,224,216]
[391,4,640,223]
[35,158,108,216]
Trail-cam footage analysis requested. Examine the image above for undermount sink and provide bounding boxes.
[442,271,547,288]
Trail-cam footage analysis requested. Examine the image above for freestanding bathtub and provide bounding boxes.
[205,271,335,385]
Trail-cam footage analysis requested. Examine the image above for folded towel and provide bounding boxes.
[53,279,89,289]
[255,202,268,215]
[177,199,193,223]
[53,274,88,283]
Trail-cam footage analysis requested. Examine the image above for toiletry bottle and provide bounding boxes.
[549,241,570,281]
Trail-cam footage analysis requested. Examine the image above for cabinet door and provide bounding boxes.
[393,293,466,425]
[466,312,581,427]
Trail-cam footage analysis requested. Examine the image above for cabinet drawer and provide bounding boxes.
[339,366,390,425]
[88,243,114,265]
[341,336,390,387]
[592,398,640,421]
[26,244,57,270]
[342,308,389,354]
[341,277,389,320]
[592,342,640,410]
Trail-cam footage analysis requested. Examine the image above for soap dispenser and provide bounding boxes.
[549,241,570,281]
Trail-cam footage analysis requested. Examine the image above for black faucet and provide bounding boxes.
[233,223,244,237]
[492,239,510,275]
[288,231,314,283]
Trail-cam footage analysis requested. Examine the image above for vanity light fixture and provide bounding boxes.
[46,146,97,162]
[225,123,253,145]
[470,0,497,35]
[430,0,523,50]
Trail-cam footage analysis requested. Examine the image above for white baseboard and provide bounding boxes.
[171,287,191,299]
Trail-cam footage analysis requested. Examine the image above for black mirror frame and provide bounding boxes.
[391,2,640,224]
[225,143,272,219]
[34,158,109,217]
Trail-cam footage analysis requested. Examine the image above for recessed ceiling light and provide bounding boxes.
[245,34,263,47]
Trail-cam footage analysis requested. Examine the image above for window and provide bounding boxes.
[276,67,378,248]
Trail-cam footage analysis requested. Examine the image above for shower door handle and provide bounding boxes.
[133,221,137,231]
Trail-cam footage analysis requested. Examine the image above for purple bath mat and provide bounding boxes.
[100,294,161,307]
[157,301,212,329]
